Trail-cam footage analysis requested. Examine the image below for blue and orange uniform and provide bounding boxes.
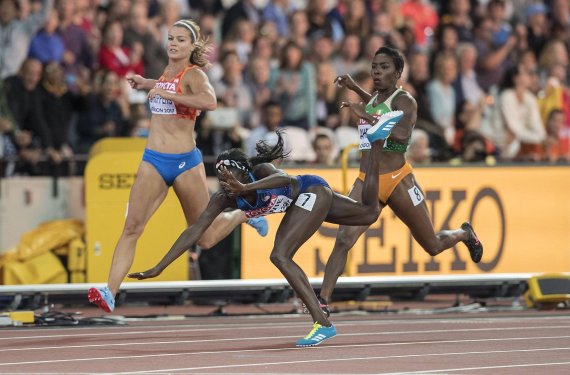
[142,65,203,186]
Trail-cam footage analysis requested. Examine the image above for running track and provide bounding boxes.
[2,307,570,374]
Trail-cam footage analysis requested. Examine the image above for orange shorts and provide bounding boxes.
[358,162,413,204]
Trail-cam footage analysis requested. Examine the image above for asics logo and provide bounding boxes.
[391,171,402,179]
[178,161,186,169]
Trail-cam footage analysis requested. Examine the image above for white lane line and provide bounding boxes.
[3,321,570,342]
[2,334,570,367]
[383,361,570,374]
[3,315,570,337]
[110,347,570,374]
[3,325,570,352]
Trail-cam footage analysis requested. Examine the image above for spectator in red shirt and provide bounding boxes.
[400,0,438,47]
[98,20,144,77]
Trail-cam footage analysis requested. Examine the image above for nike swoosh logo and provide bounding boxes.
[391,172,402,179]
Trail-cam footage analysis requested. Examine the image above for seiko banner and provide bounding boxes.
[241,166,570,278]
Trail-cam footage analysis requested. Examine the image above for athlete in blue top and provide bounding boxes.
[128,125,393,347]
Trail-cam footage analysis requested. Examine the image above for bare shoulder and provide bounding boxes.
[253,163,280,178]
[393,91,417,112]
[183,66,209,83]
[182,66,213,95]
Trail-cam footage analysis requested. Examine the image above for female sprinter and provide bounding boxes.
[127,126,394,347]
[318,46,484,310]
[88,19,267,313]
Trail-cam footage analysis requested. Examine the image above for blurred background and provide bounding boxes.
[0,0,569,288]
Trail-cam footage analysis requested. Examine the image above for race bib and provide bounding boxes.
[295,193,317,211]
[149,92,177,115]
[357,115,380,150]
[408,185,424,206]
[244,194,293,218]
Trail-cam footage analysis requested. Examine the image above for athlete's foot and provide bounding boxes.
[461,222,483,263]
[246,217,269,237]
[366,110,404,143]
[296,322,337,347]
[88,286,115,313]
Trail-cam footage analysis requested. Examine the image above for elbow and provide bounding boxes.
[204,96,217,111]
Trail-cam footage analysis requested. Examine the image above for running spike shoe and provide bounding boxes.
[365,110,404,143]
[296,322,337,347]
[461,222,483,263]
[88,286,115,313]
[246,217,269,237]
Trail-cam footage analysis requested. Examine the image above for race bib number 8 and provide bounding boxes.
[408,185,424,206]
[295,193,317,211]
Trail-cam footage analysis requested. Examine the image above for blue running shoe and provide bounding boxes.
[296,322,337,347]
[246,217,268,237]
[366,110,404,143]
[88,286,115,313]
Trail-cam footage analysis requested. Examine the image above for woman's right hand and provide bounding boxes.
[126,74,146,90]
[127,267,162,280]
[334,74,357,91]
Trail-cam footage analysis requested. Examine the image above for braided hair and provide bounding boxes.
[215,130,289,176]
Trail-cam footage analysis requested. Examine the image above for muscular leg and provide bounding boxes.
[388,174,469,256]
[325,143,382,225]
[173,163,245,249]
[271,186,333,326]
[107,162,169,296]
[319,178,386,303]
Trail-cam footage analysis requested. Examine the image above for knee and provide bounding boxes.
[196,236,215,250]
[270,253,290,269]
[123,219,145,238]
[362,208,380,225]
[423,243,440,257]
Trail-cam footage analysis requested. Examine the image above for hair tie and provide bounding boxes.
[173,20,197,42]
[215,159,248,172]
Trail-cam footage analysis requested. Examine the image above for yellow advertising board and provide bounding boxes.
[241,166,570,278]
[85,138,188,283]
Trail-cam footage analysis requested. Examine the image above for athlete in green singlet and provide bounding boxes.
[317,46,483,312]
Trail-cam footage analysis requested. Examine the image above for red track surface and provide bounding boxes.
[1,304,570,374]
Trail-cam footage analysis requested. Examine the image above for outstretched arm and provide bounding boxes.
[127,193,230,279]
[126,74,157,91]
[391,93,418,142]
[219,164,294,197]
[334,74,373,103]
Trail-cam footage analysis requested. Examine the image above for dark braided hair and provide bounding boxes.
[216,130,289,175]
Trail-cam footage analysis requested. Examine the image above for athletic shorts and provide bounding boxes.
[296,175,330,193]
[358,162,413,204]
[142,147,203,186]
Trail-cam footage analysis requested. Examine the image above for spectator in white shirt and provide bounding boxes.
[497,64,546,160]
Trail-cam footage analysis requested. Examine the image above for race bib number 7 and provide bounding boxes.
[295,193,317,211]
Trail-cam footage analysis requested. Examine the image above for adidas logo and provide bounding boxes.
[311,334,327,341]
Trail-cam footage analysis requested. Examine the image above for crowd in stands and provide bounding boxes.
[0,0,569,177]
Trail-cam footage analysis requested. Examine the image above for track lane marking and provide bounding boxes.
[2,335,570,366]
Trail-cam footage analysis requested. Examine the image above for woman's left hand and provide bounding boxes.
[127,267,162,280]
[340,101,367,118]
[218,167,246,197]
[147,87,170,101]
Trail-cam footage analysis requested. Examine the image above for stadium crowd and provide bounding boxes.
[0,0,569,177]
